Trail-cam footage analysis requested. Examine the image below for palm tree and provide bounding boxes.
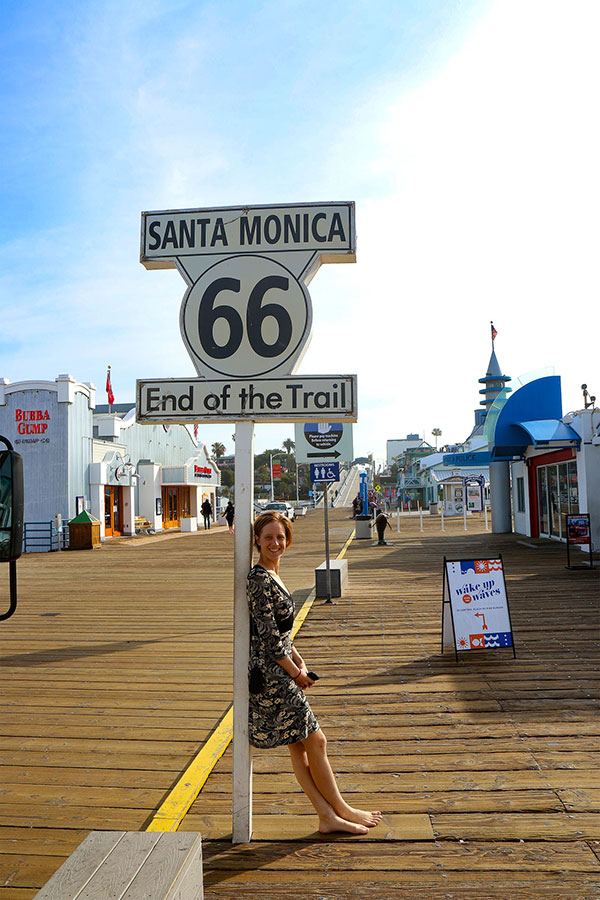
[211,441,226,461]
[432,428,442,449]
[282,438,295,456]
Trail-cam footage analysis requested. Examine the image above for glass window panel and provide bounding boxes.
[559,463,569,539]
[516,477,525,513]
[548,465,560,536]
[568,460,579,513]
[538,467,549,535]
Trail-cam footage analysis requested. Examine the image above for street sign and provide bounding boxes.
[136,375,357,424]
[138,200,357,846]
[180,254,312,378]
[140,202,355,380]
[294,422,354,463]
[310,462,340,483]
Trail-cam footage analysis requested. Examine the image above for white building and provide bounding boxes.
[0,374,220,544]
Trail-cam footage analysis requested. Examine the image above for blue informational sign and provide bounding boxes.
[310,462,340,483]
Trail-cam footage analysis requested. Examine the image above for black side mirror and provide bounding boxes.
[0,437,23,622]
[0,441,24,563]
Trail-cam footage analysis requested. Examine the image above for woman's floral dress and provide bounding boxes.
[247,564,319,749]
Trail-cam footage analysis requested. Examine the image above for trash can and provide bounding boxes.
[68,510,101,550]
[429,502,438,515]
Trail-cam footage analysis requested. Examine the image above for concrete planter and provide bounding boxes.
[181,516,197,533]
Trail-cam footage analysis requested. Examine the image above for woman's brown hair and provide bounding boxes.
[253,511,293,547]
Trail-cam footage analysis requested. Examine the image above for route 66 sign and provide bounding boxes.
[140,202,355,378]
[179,254,311,378]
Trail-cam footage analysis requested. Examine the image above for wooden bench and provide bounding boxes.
[134,516,153,533]
[33,831,203,900]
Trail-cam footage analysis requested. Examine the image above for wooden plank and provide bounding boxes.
[30,831,139,900]
[431,812,600,840]
[216,751,541,773]
[181,813,433,841]
[178,789,565,815]
[192,769,563,793]
[559,789,600,811]
[198,878,600,900]
[29,832,204,900]
[199,839,600,872]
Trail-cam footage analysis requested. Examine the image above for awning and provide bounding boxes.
[491,419,580,460]
[490,375,581,460]
[517,420,581,447]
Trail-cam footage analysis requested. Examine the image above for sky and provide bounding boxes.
[1,0,599,466]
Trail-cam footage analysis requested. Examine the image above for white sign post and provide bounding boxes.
[139,201,357,843]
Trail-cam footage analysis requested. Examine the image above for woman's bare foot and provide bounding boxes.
[338,806,383,827]
[318,812,369,835]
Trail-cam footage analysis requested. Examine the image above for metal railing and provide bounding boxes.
[23,521,69,553]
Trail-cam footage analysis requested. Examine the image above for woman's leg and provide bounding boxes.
[288,741,369,835]
[302,730,382,828]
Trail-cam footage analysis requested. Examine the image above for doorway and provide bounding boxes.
[104,485,122,536]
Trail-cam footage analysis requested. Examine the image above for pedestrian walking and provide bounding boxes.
[201,498,212,529]
[248,510,383,835]
[225,500,234,534]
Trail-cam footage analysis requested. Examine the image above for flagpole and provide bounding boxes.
[106,365,113,414]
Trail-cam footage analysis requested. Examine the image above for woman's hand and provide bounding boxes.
[293,667,314,690]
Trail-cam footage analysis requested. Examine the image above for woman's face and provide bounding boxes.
[256,520,287,565]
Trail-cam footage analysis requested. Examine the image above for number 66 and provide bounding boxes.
[199,275,292,360]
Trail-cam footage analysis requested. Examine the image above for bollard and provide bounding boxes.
[441,510,445,532]
[463,504,467,531]
[419,509,423,532]
[484,505,489,531]
[397,509,400,532]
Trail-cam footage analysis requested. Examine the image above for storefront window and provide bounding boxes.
[516,477,525,513]
[568,461,579,514]
[537,467,548,535]
[548,465,559,536]
[537,459,578,540]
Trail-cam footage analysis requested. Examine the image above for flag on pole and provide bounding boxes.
[491,322,498,342]
[106,366,115,406]
[193,424,199,440]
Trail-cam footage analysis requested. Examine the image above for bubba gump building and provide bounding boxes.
[0,374,220,544]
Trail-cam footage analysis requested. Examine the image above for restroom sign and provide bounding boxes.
[140,202,355,380]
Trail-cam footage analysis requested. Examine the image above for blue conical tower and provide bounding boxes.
[478,346,511,420]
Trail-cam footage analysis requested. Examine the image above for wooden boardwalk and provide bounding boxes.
[1,510,599,899]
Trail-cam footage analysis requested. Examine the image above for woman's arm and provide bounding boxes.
[277,652,313,689]
[291,645,307,673]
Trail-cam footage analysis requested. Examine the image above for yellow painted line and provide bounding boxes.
[337,527,355,560]
[146,707,233,832]
[146,526,354,833]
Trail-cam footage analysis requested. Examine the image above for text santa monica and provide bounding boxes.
[147,212,347,250]
[144,206,351,256]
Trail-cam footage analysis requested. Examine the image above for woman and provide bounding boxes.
[200,498,212,530]
[248,511,382,835]
[224,501,234,534]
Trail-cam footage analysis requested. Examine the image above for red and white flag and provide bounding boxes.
[491,322,498,342]
[106,367,115,406]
